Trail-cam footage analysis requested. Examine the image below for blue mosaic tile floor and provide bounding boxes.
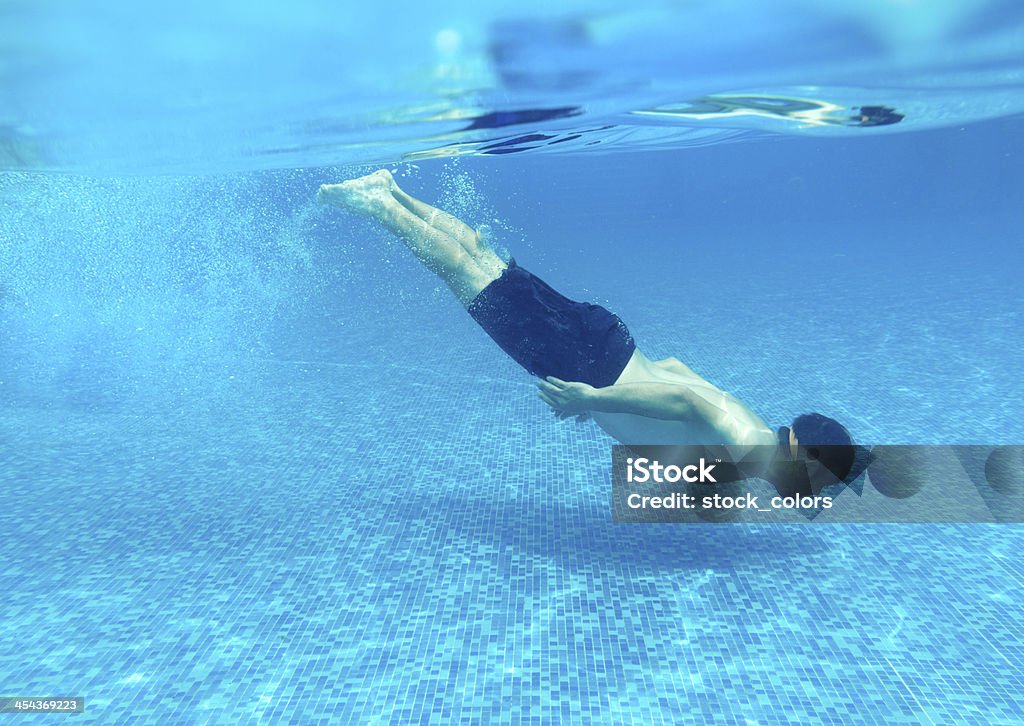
[3,195,1023,723]
[2,340,1023,724]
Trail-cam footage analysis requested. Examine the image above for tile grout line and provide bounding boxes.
[884,656,936,726]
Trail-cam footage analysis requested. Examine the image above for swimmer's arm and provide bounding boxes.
[589,382,699,419]
[536,378,694,420]
[537,377,774,445]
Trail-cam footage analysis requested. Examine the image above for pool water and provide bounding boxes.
[2,1,1024,723]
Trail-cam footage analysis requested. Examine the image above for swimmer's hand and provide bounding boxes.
[536,376,595,421]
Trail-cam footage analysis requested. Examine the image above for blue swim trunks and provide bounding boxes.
[467,259,636,388]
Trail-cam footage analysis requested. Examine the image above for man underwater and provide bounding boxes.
[318,170,856,489]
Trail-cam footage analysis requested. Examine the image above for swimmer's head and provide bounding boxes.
[786,413,856,488]
[851,105,904,127]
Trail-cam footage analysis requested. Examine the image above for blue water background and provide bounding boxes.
[2,4,1024,724]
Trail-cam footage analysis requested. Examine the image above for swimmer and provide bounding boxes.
[317,170,856,489]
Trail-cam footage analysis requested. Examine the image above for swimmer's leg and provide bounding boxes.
[391,185,479,251]
[387,177,504,277]
[331,170,501,271]
[318,170,503,306]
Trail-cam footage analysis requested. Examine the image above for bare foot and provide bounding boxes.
[317,169,395,215]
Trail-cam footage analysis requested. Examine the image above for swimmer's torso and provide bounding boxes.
[591,350,776,447]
